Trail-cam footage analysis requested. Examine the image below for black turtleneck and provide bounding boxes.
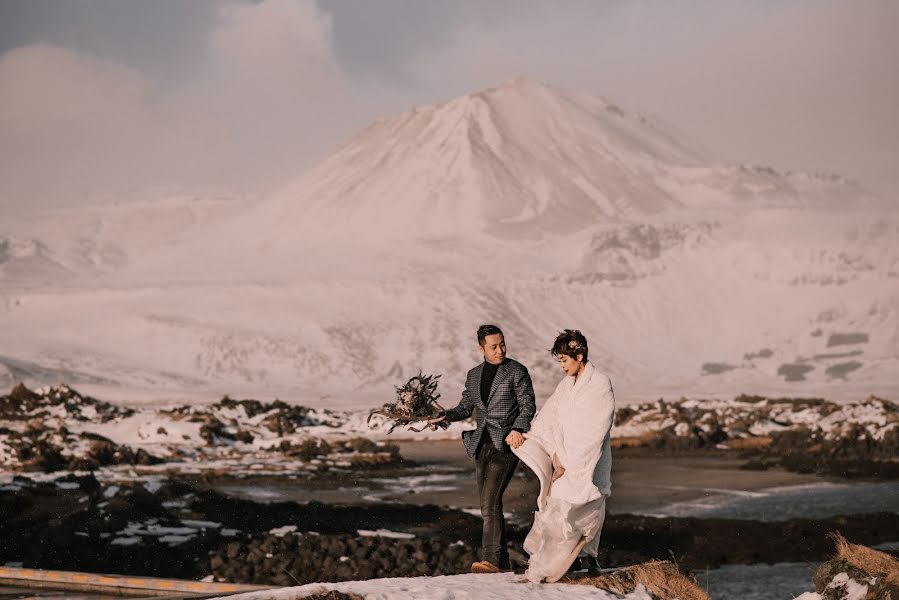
[480,360,501,404]
[481,360,499,405]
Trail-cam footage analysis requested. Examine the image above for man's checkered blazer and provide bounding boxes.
[443,358,537,457]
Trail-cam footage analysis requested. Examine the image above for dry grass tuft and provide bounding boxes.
[560,560,711,600]
[831,533,899,586]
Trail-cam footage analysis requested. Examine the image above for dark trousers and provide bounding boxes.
[474,437,519,567]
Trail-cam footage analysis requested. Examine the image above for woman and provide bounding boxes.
[513,329,615,583]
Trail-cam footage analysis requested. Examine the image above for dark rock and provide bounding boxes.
[289,439,332,461]
[9,382,39,404]
[234,430,254,444]
[26,441,67,472]
[226,542,242,559]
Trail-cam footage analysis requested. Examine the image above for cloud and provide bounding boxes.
[209,0,340,88]
[606,1,899,196]
[0,43,222,211]
[0,0,361,214]
[188,0,364,187]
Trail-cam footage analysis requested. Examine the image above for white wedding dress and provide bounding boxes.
[513,362,615,583]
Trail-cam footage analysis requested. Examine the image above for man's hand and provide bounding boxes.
[426,415,446,431]
[506,430,525,449]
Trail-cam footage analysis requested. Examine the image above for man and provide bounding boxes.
[431,324,536,573]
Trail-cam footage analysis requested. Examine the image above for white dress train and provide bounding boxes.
[512,363,615,583]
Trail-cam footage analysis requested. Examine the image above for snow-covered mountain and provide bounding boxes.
[1,78,897,407]
[0,195,249,286]
[241,77,882,244]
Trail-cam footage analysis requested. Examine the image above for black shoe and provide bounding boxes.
[580,555,602,576]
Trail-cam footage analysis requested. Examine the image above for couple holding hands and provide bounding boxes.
[429,324,615,583]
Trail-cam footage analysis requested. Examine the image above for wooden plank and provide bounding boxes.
[0,567,275,597]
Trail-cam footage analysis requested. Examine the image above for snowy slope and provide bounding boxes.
[0,237,70,284]
[1,78,896,407]
[0,194,249,287]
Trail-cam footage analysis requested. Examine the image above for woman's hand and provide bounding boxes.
[552,465,566,482]
[551,452,565,481]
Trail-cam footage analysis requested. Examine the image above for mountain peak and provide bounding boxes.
[253,80,715,244]
[241,78,870,251]
[477,74,548,94]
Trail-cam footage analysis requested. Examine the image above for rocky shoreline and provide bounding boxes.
[2,473,897,585]
[2,384,897,480]
[0,383,403,475]
[614,394,899,479]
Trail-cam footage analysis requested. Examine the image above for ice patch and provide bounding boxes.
[357,528,415,539]
[181,519,221,529]
[372,473,460,495]
[160,535,194,545]
[144,478,165,493]
[110,536,141,546]
[217,486,287,502]
[460,508,513,520]
[269,525,298,537]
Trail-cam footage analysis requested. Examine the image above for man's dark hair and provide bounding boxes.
[550,329,589,361]
[477,324,504,346]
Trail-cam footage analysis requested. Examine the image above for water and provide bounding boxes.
[702,562,819,600]
[645,481,899,521]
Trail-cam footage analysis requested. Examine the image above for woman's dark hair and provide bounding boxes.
[550,329,588,362]
[477,324,504,346]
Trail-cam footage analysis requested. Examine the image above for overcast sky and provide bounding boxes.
[1,0,897,214]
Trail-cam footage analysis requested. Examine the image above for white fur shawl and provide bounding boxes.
[522,362,615,504]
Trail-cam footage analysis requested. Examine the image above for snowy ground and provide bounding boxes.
[215,573,655,600]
